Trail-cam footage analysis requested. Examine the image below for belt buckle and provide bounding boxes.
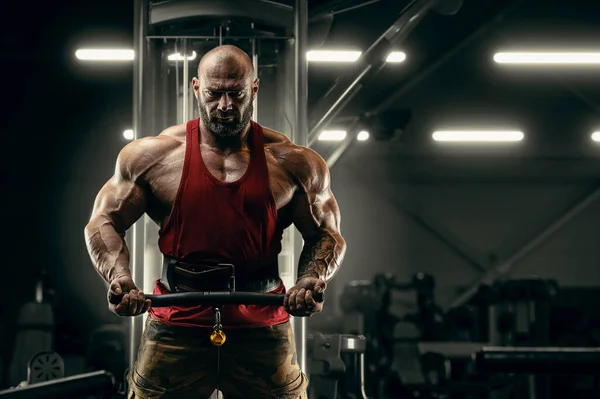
[217,263,235,292]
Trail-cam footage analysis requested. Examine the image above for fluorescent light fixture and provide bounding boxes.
[306,50,407,63]
[168,51,198,61]
[432,130,524,142]
[591,132,600,142]
[75,49,134,61]
[123,129,134,140]
[386,52,406,63]
[357,131,370,141]
[307,51,361,62]
[75,48,406,63]
[318,130,347,141]
[493,52,600,64]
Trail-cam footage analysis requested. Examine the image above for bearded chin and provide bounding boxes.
[200,104,253,137]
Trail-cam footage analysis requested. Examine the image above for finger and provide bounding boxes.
[110,280,122,295]
[283,291,290,310]
[296,288,306,311]
[134,291,145,315]
[127,290,139,315]
[135,291,147,314]
[141,299,152,313]
[132,291,144,315]
[115,293,130,315]
[288,290,298,311]
[139,299,148,314]
[142,294,152,313]
[305,290,317,311]
[314,280,327,293]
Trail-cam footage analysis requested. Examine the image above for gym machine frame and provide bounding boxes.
[130,0,310,374]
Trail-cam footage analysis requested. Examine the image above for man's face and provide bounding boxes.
[194,68,257,138]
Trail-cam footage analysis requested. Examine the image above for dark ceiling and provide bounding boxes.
[6,0,600,173]
[57,0,600,163]
[283,0,600,166]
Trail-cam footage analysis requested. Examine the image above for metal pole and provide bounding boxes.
[325,119,360,168]
[133,0,145,142]
[174,42,180,122]
[308,69,371,147]
[450,185,600,309]
[130,0,147,369]
[252,39,259,121]
[372,0,523,114]
[182,39,189,123]
[332,0,382,15]
[307,0,436,147]
[293,0,309,374]
[320,0,522,168]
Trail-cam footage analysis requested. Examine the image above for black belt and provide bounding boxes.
[160,256,282,294]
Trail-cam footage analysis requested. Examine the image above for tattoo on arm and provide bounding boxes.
[289,146,346,283]
[298,232,344,281]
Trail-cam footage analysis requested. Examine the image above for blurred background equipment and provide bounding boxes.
[310,273,600,399]
[8,271,55,388]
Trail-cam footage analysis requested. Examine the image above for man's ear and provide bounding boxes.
[192,77,201,100]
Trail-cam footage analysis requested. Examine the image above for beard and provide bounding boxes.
[199,102,253,138]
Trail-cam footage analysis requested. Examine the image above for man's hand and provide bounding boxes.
[284,276,327,317]
[108,276,151,317]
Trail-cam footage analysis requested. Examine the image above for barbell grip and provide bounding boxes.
[108,290,324,306]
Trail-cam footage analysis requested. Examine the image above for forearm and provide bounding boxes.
[84,217,132,284]
[297,230,346,282]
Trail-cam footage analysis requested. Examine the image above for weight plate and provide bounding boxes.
[27,351,65,384]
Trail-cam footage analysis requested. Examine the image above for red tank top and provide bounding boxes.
[148,118,290,329]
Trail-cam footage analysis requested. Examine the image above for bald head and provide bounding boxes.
[198,45,255,80]
[193,45,259,138]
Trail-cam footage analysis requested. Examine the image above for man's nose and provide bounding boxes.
[217,93,232,111]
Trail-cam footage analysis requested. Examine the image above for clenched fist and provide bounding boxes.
[108,276,151,317]
[284,276,326,317]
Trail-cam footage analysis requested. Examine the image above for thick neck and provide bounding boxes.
[198,119,252,154]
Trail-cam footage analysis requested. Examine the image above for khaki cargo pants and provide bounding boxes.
[127,317,308,399]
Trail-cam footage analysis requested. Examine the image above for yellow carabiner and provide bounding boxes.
[210,329,227,346]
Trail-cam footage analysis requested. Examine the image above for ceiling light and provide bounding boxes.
[75,49,134,61]
[318,130,347,141]
[123,129,134,140]
[307,51,362,62]
[168,51,197,61]
[386,52,406,63]
[494,52,600,64]
[432,130,524,142]
[357,131,369,141]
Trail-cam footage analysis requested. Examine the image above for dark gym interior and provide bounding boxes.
[3,0,600,398]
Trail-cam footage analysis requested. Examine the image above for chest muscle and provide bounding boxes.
[144,147,296,225]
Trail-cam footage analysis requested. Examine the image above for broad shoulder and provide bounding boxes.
[158,123,187,140]
[117,125,185,181]
[262,126,292,144]
[267,140,330,192]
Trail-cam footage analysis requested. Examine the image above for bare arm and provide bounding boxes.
[290,148,346,282]
[84,141,149,284]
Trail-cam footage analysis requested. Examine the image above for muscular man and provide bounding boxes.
[84,44,346,398]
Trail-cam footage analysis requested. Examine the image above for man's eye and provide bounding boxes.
[233,91,243,97]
